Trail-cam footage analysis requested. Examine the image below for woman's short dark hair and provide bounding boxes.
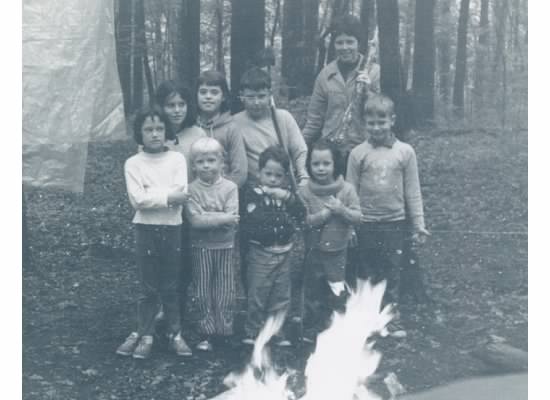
[132,105,174,145]
[306,138,345,181]
[330,14,363,42]
[154,80,196,128]
[196,70,232,113]
[258,145,290,173]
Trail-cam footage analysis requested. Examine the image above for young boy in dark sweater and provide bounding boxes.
[240,146,306,346]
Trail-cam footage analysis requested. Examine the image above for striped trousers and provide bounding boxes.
[191,247,235,336]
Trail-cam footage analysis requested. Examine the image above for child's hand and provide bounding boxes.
[225,214,240,227]
[264,187,290,200]
[412,227,430,245]
[324,196,345,215]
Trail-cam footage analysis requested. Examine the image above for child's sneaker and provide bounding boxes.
[170,333,192,356]
[132,335,154,359]
[196,339,213,352]
[116,332,139,356]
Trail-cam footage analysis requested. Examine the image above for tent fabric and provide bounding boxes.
[23,0,126,192]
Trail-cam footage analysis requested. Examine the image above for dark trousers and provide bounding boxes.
[357,220,406,305]
[135,224,182,336]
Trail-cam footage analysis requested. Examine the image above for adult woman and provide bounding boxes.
[302,14,380,158]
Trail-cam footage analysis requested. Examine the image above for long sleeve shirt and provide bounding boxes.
[298,176,361,252]
[232,108,308,186]
[302,55,380,154]
[169,112,248,188]
[124,150,188,225]
[185,177,239,249]
[346,139,425,230]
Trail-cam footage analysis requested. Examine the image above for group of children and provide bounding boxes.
[115,67,428,360]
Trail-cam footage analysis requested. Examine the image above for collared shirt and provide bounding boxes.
[368,133,397,149]
[302,55,380,154]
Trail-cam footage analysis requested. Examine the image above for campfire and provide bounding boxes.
[214,280,402,400]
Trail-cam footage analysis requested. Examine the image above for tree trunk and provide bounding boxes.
[376,0,407,135]
[437,0,453,105]
[216,0,226,74]
[230,0,265,112]
[132,0,145,110]
[452,0,470,119]
[115,0,132,115]
[282,0,319,99]
[401,0,415,90]
[473,0,489,120]
[412,0,436,126]
[359,0,375,55]
[177,0,201,89]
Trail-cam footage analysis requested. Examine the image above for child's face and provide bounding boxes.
[365,109,395,144]
[259,159,286,188]
[193,151,222,183]
[310,149,335,185]
[163,92,187,129]
[241,88,271,120]
[197,84,224,116]
[141,116,166,153]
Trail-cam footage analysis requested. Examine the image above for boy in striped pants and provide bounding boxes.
[185,137,240,351]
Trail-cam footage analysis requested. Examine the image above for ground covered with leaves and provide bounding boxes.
[23,126,527,400]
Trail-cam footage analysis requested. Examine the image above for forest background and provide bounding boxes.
[19,1,532,399]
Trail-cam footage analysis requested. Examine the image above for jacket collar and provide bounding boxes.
[326,54,365,81]
[368,134,397,148]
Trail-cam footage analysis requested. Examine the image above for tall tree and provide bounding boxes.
[215,0,226,75]
[359,0,375,55]
[116,0,132,115]
[473,0,490,118]
[452,0,470,118]
[132,0,146,110]
[412,0,436,126]
[282,0,319,99]
[437,0,453,105]
[491,0,509,126]
[230,0,265,110]
[401,0,415,89]
[376,0,407,135]
[177,0,200,89]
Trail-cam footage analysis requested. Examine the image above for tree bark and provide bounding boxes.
[437,0,453,105]
[452,0,470,119]
[412,0,436,126]
[401,0,415,90]
[282,0,319,99]
[230,0,265,111]
[132,0,145,110]
[115,0,132,115]
[177,0,201,89]
[216,0,226,75]
[376,0,407,135]
[473,0,489,119]
[359,0,375,55]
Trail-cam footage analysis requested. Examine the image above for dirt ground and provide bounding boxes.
[22,127,527,400]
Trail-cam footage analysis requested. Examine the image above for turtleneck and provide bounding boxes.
[307,176,345,197]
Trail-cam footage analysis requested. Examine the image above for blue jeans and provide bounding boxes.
[135,224,182,336]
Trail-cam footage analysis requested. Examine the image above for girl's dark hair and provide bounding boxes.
[196,70,231,113]
[154,80,196,128]
[306,138,345,181]
[330,14,363,42]
[258,145,290,173]
[240,67,271,92]
[132,105,174,145]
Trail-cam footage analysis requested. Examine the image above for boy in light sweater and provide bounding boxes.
[346,94,429,307]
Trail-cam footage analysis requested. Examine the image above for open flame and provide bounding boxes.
[219,280,394,400]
